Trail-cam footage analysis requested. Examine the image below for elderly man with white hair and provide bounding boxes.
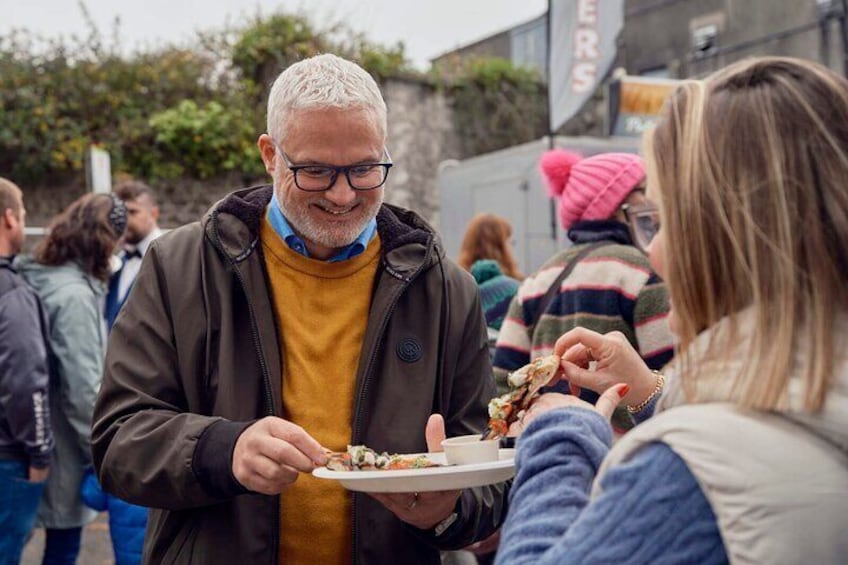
[92,54,505,564]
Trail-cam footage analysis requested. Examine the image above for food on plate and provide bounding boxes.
[482,355,561,440]
[325,444,441,472]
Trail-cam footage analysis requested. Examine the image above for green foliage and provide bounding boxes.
[448,57,549,158]
[0,7,546,187]
[148,100,264,179]
[231,14,328,88]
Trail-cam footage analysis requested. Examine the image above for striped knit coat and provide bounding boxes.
[493,223,674,428]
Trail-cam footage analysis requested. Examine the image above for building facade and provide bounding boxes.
[621,0,847,79]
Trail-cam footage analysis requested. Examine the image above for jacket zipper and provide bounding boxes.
[209,215,280,564]
[350,284,405,565]
[350,240,435,564]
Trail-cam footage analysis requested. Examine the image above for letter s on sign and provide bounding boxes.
[572,63,596,93]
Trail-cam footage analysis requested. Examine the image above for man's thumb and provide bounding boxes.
[425,414,447,453]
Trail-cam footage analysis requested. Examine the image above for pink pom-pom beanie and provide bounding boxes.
[539,149,646,230]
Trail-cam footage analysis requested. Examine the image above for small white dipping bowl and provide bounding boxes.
[441,434,500,465]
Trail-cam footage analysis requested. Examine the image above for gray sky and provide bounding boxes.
[2,0,547,69]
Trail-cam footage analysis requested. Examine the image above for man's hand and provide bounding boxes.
[368,414,461,530]
[232,416,327,495]
[28,466,49,483]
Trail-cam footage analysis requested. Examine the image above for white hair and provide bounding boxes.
[266,53,388,143]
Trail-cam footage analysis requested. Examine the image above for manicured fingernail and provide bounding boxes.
[618,384,630,398]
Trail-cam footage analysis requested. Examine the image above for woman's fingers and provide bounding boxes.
[561,343,592,369]
[562,361,609,393]
[553,327,607,358]
[594,384,629,420]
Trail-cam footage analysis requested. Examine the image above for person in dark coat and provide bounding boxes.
[0,178,54,565]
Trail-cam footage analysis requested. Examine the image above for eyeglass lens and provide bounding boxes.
[295,164,389,191]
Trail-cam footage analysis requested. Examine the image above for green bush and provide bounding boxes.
[148,100,264,180]
[0,8,547,186]
[448,57,549,158]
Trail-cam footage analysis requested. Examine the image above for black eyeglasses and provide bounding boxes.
[622,201,660,253]
[275,142,393,192]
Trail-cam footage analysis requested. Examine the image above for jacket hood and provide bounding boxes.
[203,184,444,278]
[16,256,103,297]
[658,309,848,455]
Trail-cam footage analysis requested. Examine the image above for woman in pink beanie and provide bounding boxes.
[492,149,675,431]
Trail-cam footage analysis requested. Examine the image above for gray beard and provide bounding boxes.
[275,188,383,250]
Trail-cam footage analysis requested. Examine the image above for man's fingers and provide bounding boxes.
[595,384,629,420]
[250,453,299,484]
[266,419,327,465]
[425,414,447,453]
[257,435,319,473]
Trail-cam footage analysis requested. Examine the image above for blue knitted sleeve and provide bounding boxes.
[495,408,728,565]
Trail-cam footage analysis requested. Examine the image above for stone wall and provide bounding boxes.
[21,76,458,232]
[382,76,459,228]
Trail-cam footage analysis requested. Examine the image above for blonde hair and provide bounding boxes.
[646,57,848,412]
[457,213,523,280]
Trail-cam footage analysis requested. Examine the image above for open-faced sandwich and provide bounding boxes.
[482,354,561,440]
[325,445,441,472]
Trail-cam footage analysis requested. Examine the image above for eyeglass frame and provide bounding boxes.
[271,139,393,192]
[621,199,661,253]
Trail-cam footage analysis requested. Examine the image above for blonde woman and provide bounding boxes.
[496,57,848,564]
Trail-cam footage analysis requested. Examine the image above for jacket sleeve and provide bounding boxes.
[50,285,105,466]
[413,270,508,549]
[91,244,251,510]
[0,286,53,467]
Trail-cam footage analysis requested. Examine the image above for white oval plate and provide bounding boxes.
[312,449,515,493]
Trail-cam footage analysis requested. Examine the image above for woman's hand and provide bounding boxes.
[508,384,629,436]
[554,328,658,409]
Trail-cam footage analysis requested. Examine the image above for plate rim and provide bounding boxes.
[312,448,515,482]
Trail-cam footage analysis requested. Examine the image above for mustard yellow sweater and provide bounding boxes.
[260,217,381,565]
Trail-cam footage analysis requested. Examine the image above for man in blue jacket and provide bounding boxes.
[0,177,54,564]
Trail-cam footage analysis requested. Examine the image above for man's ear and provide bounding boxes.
[1,208,14,229]
[257,134,277,176]
[150,206,160,223]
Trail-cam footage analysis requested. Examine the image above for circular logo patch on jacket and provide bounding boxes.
[396,338,423,363]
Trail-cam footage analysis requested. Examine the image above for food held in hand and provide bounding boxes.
[482,355,561,440]
[325,445,441,471]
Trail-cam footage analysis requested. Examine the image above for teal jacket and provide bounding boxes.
[19,257,104,529]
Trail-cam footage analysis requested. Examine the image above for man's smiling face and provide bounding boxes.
[262,106,385,260]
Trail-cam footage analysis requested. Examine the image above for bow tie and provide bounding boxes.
[123,249,142,260]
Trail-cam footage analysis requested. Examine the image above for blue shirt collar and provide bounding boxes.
[267,192,377,262]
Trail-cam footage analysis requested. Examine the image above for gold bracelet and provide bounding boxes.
[626,371,665,414]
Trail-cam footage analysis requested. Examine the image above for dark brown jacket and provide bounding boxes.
[91,186,506,564]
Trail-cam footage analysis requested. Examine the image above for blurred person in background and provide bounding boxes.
[497,56,848,565]
[454,213,523,565]
[104,180,162,331]
[493,150,674,431]
[86,179,157,564]
[458,213,522,348]
[0,178,54,565]
[19,193,127,565]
